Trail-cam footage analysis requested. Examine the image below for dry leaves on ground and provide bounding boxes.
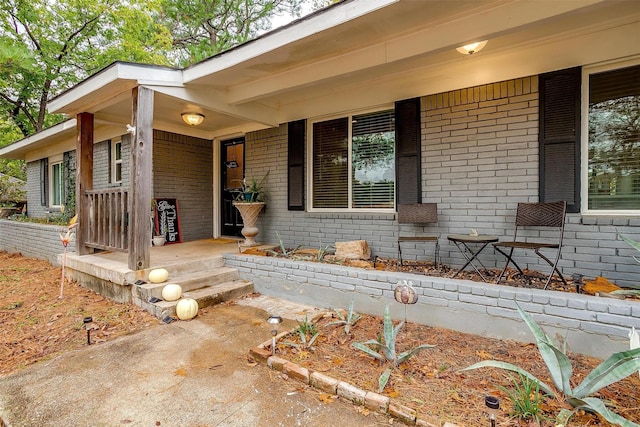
[275,312,640,427]
[0,251,158,375]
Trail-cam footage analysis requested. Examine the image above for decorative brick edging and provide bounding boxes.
[249,337,459,427]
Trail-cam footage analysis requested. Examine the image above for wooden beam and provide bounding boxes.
[75,112,94,255]
[128,86,154,270]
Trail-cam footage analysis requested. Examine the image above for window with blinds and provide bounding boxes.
[312,110,395,210]
[587,63,640,211]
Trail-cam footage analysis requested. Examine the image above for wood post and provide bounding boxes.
[128,86,154,270]
[76,112,94,255]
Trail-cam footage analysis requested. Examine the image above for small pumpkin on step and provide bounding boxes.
[176,298,198,320]
[161,284,182,302]
[148,268,169,284]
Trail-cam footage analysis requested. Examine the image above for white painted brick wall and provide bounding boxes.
[225,253,640,359]
[248,76,640,288]
[0,220,72,265]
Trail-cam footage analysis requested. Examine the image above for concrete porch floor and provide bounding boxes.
[62,238,249,302]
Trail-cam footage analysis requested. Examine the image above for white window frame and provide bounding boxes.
[307,105,396,213]
[111,138,122,184]
[581,57,640,216]
[48,154,64,208]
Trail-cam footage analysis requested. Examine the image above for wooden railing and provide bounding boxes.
[84,188,129,252]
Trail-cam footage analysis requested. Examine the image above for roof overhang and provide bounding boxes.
[4,0,639,160]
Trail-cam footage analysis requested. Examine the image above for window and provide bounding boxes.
[111,139,122,184]
[310,109,395,210]
[584,62,640,212]
[49,160,63,207]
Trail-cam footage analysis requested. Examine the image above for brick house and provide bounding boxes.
[1,0,639,287]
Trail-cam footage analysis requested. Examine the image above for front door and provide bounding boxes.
[221,138,245,236]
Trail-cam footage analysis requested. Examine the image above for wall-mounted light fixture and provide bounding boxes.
[456,40,488,55]
[181,112,205,126]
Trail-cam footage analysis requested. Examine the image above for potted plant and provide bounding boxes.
[233,172,269,247]
[236,171,269,203]
[150,199,166,246]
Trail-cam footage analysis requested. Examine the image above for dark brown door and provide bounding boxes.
[221,138,245,236]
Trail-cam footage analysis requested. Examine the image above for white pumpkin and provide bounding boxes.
[176,298,198,320]
[161,284,182,302]
[148,268,169,284]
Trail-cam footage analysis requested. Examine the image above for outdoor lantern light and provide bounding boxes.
[485,395,500,427]
[456,40,488,55]
[267,315,283,355]
[181,112,205,126]
[83,316,93,345]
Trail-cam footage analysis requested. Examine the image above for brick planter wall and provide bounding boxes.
[0,219,72,265]
[224,253,640,359]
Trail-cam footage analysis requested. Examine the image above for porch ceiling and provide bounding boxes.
[42,0,640,142]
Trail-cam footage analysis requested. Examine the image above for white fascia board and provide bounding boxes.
[48,63,183,114]
[148,85,280,127]
[182,0,398,83]
[0,119,77,160]
[227,0,608,104]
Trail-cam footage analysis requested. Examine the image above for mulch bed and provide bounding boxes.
[275,311,640,426]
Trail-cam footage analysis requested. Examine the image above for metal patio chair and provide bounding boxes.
[397,203,439,268]
[493,201,568,289]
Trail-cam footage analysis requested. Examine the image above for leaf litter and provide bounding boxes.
[276,311,640,426]
[0,251,157,375]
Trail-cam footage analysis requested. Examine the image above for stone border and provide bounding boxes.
[249,332,459,427]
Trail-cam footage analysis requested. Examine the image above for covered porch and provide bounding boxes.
[62,238,257,318]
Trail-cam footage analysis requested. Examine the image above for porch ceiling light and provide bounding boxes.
[181,112,205,126]
[456,40,488,55]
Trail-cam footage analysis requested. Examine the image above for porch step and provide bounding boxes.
[125,257,226,284]
[139,279,254,320]
[135,267,240,301]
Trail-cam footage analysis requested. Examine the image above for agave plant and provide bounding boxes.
[619,233,640,264]
[325,300,361,334]
[282,315,320,350]
[352,305,435,392]
[463,303,640,426]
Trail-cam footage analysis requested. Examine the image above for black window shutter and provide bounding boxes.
[539,67,581,213]
[288,120,306,210]
[107,139,112,183]
[40,158,48,206]
[395,97,422,205]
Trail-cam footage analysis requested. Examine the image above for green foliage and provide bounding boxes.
[234,171,269,202]
[267,231,301,257]
[463,303,640,426]
[325,300,361,334]
[283,315,320,350]
[352,305,435,392]
[499,373,544,424]
[0,173,24,205]
[158,0,310,66]
[0,0,171,138]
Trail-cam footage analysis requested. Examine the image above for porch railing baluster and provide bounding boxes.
[84,188,130,252]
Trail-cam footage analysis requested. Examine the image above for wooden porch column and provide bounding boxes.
[128,86,154,270]
[75,112,94,255]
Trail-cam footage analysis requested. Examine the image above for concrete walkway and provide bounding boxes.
[0,296,388,426]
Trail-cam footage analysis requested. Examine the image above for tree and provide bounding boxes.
[159,0,308,66]
[0,0,173,139]
[0,0,334,148]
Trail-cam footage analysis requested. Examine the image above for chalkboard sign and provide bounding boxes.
[154,198,182,243]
